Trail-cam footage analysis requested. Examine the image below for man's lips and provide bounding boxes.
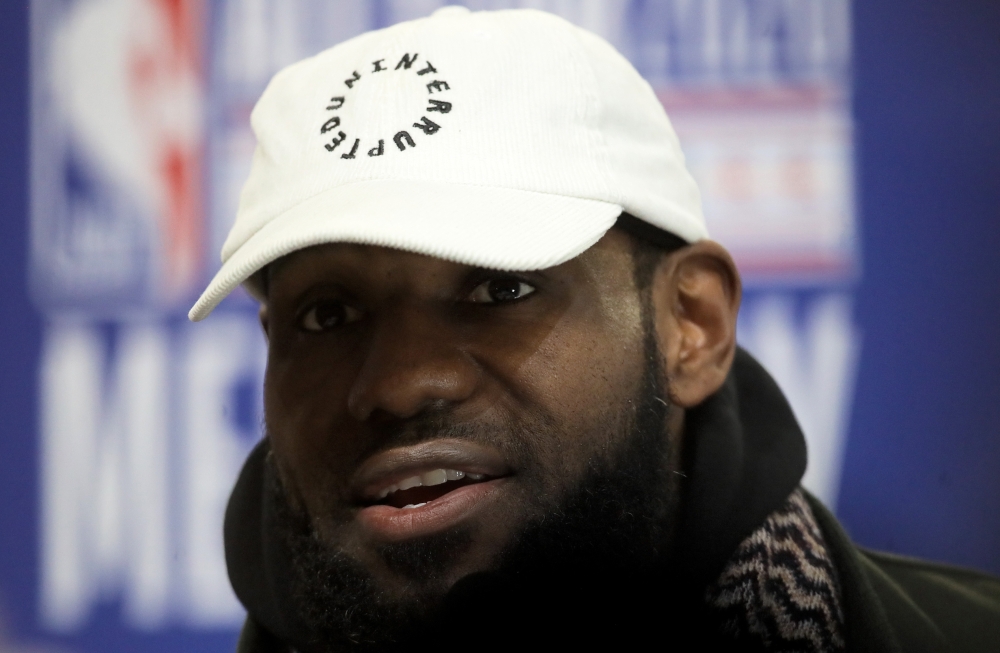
[353,438,511,502]
[352,439,511,540]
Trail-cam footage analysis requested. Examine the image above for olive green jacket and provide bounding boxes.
[807,495,1000,653]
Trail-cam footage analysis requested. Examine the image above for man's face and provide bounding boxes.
[262,229,681,640]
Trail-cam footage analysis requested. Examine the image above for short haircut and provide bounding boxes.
[614,212,688,292]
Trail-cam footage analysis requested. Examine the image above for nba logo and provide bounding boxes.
[32,0,205,311]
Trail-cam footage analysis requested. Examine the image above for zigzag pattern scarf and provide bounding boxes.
[704,489,846,652]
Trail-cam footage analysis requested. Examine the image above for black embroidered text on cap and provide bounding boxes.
[320,52,453,158]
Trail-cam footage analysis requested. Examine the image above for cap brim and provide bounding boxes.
[188,179,622,321]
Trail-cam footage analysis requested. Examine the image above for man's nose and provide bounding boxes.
[346,307,481,422]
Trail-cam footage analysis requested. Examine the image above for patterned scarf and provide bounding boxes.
[704,489,846,652]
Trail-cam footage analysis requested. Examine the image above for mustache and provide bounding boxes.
[264,402,557,490]
[343,404,553,465]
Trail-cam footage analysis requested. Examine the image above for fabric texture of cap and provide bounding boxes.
[189,5,707,321]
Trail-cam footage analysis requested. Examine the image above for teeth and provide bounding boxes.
[397,475,422,491]
[402,503,427,509]
[421,469,448,486]
[376,469,486,501]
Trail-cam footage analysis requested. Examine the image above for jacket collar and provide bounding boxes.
[671,346,808,589]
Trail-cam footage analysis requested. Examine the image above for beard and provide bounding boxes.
[268,324,681,652]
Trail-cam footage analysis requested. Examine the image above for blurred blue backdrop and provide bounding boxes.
[0,1,997,651]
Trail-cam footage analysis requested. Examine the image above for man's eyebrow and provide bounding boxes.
[256,258,280,299]
[260,251,302,298]
[464,266,543,278]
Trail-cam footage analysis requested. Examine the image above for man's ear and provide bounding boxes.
[650,241,741,408]
[258,304,270,341]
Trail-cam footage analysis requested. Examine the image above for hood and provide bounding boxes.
[223,347,807,646]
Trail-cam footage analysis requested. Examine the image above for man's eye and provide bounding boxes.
[467,277,536,304]
[299,301,362,332]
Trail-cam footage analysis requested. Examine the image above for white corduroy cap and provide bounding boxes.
[189,5,707,321]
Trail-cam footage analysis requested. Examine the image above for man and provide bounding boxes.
[189,7,1000,652]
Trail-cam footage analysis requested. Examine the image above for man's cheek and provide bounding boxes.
[268,360,342,449]
[514,403,627,497]
[516,331,641,422]
[266,412,352,522]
